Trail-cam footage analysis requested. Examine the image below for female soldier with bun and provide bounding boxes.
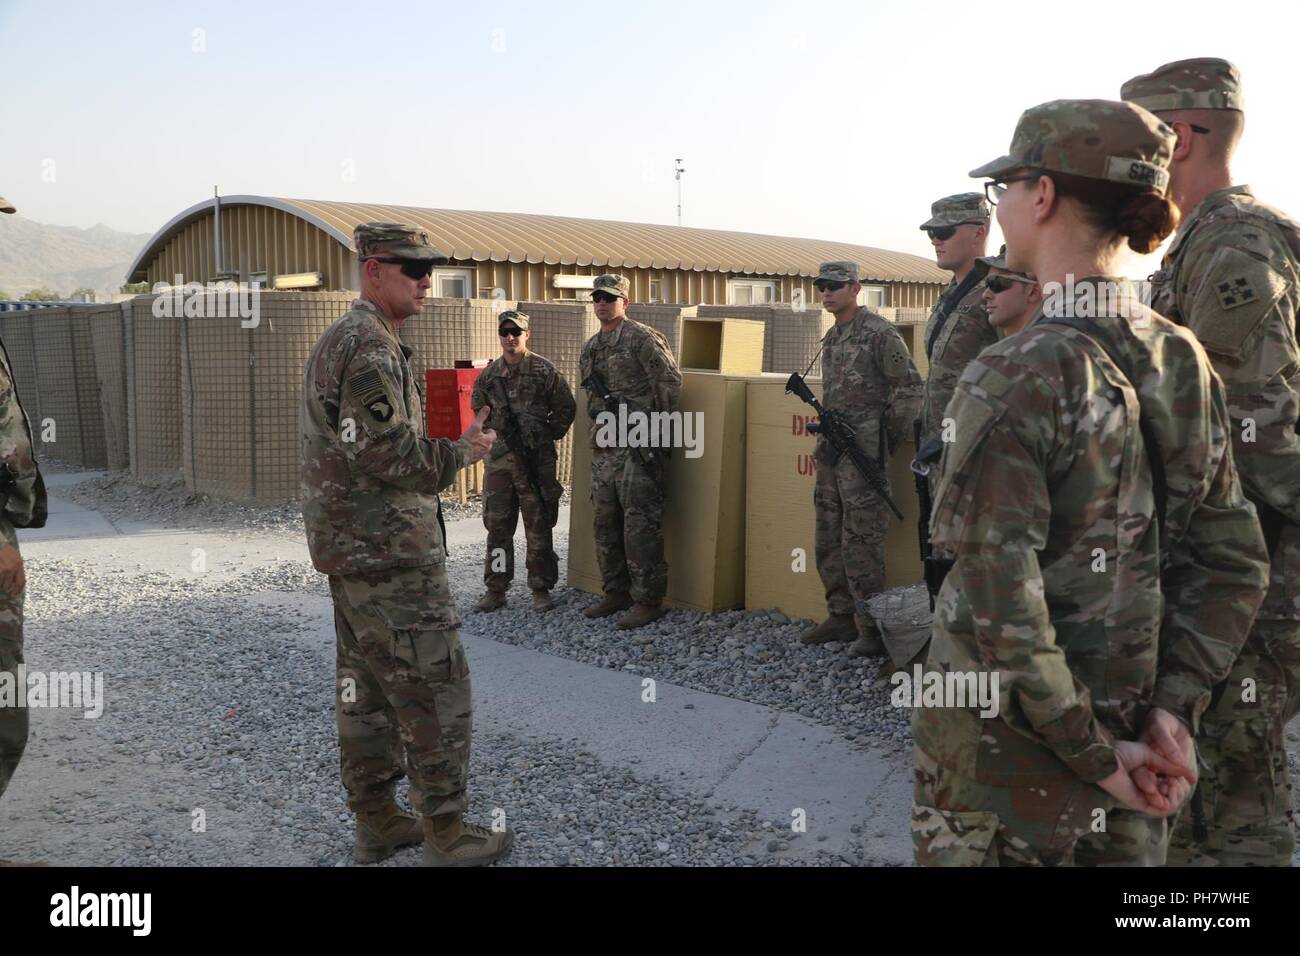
[911,99,1269,867]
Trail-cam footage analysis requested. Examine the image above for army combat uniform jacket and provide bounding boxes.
[578,318,681,444]
[915,279,1267,793]
[300,299,470,583]
[0,338,45,547]
[470,351,576,473]
[920,264,998,448]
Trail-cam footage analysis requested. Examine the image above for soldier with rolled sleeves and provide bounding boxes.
[799,261,923,658]
[578,274,682,632]
[1123,58,1300,867]
[301,222,513,867]
[0,193,48,843]
[917,193,999,463]
[471,309,576,614]
[977,245,1041,338]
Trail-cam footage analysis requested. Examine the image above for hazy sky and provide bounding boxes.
[3,0,1297,276]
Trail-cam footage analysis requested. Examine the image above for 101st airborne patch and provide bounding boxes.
[348,366,397,423]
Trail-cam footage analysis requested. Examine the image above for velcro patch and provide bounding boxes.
[1215,274,1258,311]
[348,366,398,423]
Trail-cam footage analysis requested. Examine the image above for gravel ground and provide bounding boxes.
[9,553,858,866]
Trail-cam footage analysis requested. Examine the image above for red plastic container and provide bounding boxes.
[426,366,484,439]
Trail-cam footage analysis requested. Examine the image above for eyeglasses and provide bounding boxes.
[924,223,982,241]
[498,327,523,338]
[365,257,436,280]
[983,174,1040,207]
[985,274,1033,293]
[591,292,619,304]
[814,280,847,293]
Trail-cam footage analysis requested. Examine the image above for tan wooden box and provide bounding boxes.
[679,317,765,375]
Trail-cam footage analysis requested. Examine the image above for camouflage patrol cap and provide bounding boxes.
[497,309,530,331]
[591,274,630,299]
[969,99,1175,195]
[816,261,861,283]
[0,197,14,214]
[919,193,990,230]
[1121,58,1244,113]
[976,245,1034,282]
[354,221,448,262]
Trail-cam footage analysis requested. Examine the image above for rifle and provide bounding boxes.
[785,371,903,520]
[909,420,951,610]
[493,378,556,525]
[581,366,665,492]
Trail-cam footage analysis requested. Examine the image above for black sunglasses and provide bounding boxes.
[985,275,1030,294]
[366,257,436,280]
[925,225,964,241]
[814,280,847,293]
[498,327,523,338]
[590,292,619,304]
[983,174,1040,207]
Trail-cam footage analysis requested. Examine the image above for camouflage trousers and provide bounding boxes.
[0,588,26,801]
[814,454,888,635]
[1169,619,1300,867]
[591,448,667,604]
[912,746,1106,866]
[483,452,562,593]
[330,567,471,818]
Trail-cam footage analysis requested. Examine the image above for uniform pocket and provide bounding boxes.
[911,805,1000,867]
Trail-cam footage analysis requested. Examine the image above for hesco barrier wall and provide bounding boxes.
[1,312,43,431]
[180,292,350,502]
[517,301,598,487]
[696,304,834,377]
[90,304,131,471]
[627,304,696,359]
[128,297,183,479]
[29,307,107,468]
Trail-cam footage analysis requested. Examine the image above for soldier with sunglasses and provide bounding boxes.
[301,222,511,867]
[978,245,1041,337]
[1122,59,1300,868]
[470,310,575,614]
[578,274,682,632]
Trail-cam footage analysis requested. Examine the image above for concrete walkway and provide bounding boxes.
[18,473,912,865]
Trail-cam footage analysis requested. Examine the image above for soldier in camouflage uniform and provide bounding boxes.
[0,193,48,829]
[913,100,1269,866]
[578,274,682,632]
[977,245,1041,338]
[471,309,575,614]
[918,193,999,473]
[301,222,512,867]
[1123,58,1300,867]
[799,261,923,659]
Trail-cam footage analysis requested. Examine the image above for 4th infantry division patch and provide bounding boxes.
[1216,275,1258,310]
[349,366,397,423]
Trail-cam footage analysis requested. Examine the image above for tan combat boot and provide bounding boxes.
[616,603,667,630]
[583,591,633,619]
[799,613,857,645]
[531,588,555,613]
[354,803,423,863]
[846,621,886,658]
[422,814,515,867]
[476,590,508,612]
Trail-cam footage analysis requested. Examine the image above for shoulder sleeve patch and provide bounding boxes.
[347,365,399,424]
[1189,245,1288,359]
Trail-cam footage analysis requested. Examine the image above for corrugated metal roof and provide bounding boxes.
[128,196,948,284]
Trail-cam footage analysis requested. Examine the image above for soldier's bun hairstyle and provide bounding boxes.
[1048,171,1180,254]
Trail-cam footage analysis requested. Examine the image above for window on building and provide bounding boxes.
[553,274,596,301]
[728,279,777,305]
[433,268,474,299]
[857,285,888,309]
[649,277,664,304]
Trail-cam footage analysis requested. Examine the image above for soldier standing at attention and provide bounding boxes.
[917,193,999,465]
[913,100,1269,866]
[799,262,922,658]
[978,245,1041,338]
[1123,58,1300,867]
[579,274,682,632]
[301,222,512,867]
[0,193,49,862]
[471,309,575,614]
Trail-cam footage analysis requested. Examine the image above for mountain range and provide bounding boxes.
[0,215,151,302]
